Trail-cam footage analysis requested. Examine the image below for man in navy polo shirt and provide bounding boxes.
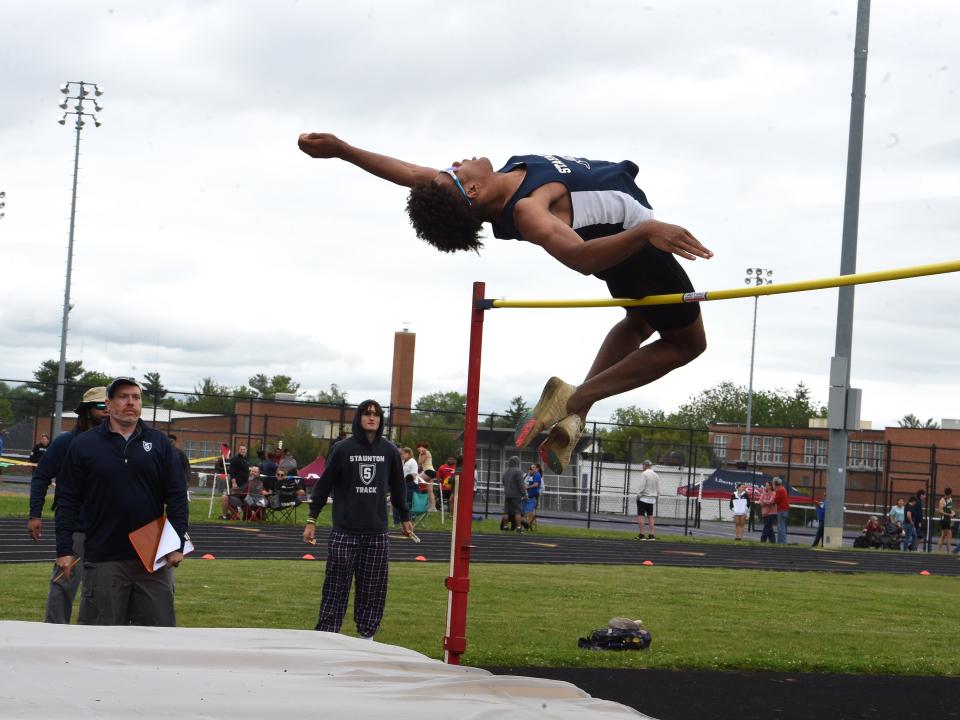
[55,377,189,626]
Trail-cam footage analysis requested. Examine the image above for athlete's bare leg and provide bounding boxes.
[566,311,706,420]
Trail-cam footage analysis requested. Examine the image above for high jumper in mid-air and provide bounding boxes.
[298,132,713,473]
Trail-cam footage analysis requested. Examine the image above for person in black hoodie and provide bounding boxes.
[54,377,189,626]
[303,399,412,639]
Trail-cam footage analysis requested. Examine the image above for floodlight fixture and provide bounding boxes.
[58,114,67,125]
[94,84,104,96]
[60,84,70,94]
[93,100,103,112]
[740,265,775,456]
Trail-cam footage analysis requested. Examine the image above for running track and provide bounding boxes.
[3,518,958,576]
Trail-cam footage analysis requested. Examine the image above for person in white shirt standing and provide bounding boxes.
[635,459,660,540]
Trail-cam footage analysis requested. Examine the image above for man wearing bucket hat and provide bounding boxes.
[28,386,108,623]
[54,377,189,626]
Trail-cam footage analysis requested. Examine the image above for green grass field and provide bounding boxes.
[3,489,958,675]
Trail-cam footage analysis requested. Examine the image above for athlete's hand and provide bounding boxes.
[27,518,42,541]
[303,523,317,545]
[298,132,344,159]
[165,550,184,568]
[644,220,713,261]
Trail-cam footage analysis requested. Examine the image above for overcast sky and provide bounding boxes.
[1,1,958,429]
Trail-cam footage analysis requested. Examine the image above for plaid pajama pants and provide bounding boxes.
[315,530,390,638]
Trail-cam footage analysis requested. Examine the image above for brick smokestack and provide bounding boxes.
[390,329,415,438]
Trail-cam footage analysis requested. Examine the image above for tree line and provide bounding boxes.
[1,361,940,464]
[0,360,347,425]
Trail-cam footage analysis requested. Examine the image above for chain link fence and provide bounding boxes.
[2,378,958,547]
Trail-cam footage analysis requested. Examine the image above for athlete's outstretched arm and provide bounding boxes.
[514,194,713,276]
[298,133,438,188]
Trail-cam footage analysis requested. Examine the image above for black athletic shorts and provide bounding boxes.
[598,243,701,331]
[636,499,655,516]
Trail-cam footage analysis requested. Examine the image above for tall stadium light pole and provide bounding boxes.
[52,81,104,437]
[743,267,773,464]
[824,0,870,550]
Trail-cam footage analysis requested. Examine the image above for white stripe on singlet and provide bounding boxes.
[570,190,654,232]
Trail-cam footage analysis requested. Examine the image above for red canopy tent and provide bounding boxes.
[296,455,326,491]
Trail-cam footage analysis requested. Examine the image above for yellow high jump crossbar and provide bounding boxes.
[482,259,960,310]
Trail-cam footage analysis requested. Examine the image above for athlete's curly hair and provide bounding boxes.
[406,183,484,253]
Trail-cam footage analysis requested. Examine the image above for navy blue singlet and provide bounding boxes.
[490,155,699,331]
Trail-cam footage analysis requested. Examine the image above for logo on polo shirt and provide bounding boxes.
[142,441,153,452]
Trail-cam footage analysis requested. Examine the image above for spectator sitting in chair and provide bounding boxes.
[220,466,258,520]
[862,515,883,547]
[436,456,457,511]
[416,443,437,511]
[263,466,289,507]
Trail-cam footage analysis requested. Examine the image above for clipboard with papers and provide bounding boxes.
[128,516,195,573]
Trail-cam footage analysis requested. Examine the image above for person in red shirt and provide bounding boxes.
[435,456,457,512]
[773,477,790,544]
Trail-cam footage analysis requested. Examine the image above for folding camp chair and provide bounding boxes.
[242,479,267,522]
[410,489,431,528]
[267,478,302,523]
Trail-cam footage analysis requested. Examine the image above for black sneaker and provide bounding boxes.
[647,534,655,541]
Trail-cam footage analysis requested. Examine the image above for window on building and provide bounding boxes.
[298,418,332,439]
[817,440,827,466]
[185,440,214,460]
[713,434,728,460]
[848,441,860,467]
[773,436,784,464]
[761,435,773,463]
[803,439,815,465]
[874,442,885,470]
